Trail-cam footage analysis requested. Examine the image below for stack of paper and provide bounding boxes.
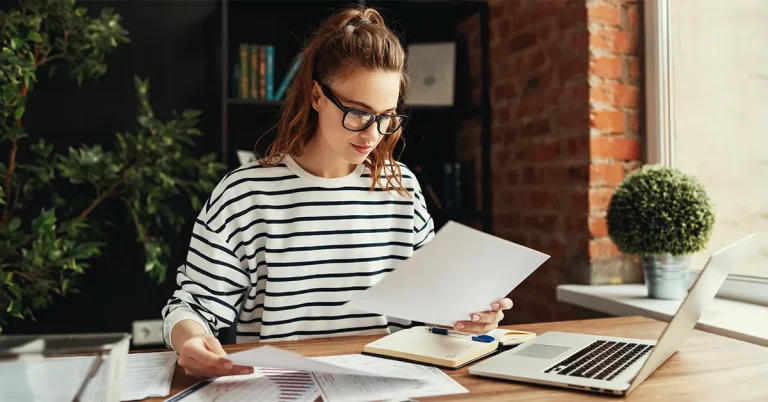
[165,345,467,402]
[121,351,177,401]
[312,354,467,402]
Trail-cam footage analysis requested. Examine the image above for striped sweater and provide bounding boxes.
[161,155,435,348]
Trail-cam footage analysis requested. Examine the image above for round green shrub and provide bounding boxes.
[607,165,715,256]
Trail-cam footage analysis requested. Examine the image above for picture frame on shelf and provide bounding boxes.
[405,42,456,106]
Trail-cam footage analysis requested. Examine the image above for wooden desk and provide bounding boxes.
[143,316,768,401]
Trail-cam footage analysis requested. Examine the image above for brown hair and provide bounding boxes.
[257,6,409,194]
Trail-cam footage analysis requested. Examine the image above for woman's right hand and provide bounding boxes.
[177,334,254,378]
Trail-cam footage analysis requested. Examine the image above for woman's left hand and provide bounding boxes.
[453,298,514,335]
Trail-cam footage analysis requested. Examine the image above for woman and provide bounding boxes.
[162,6,513,378]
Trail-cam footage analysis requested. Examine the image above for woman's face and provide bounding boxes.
[311,69,401,165]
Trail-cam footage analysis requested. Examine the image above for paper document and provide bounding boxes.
[312,354,468,402]
[121,351,178,401]
[165,354,466,402]
[164,367,320,402]
[345,220,550,327]
[227,345,420,380]
[0,350,177,402]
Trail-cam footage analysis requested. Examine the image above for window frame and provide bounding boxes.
[644,0,768,307]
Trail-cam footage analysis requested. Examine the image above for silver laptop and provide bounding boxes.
[469,234,755,396]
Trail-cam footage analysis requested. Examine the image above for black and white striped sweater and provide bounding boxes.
[161,155,435,347]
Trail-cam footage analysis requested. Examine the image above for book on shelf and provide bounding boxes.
[265,45,274,100]
[232,44,302,102]
[239,44,249,99]
[248,44,258,99]
[274,53,303,101]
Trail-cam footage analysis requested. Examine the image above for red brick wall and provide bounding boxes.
[586,0,643,284]
[457,0,643,324]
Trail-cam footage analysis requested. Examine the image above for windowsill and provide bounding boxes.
[557,284,768,347]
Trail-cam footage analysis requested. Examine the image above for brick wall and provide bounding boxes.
[457,0,643,324]
[585,0,644,286]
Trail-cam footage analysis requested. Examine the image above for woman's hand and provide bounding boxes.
[453,298,514,335]
[177,334,254,379]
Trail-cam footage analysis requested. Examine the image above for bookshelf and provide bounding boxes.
[218,0,492,233]
[227,99,283,106]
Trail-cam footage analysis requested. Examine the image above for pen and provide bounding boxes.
[426,327,496,343]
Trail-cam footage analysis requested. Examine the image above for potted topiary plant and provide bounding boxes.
[606,165,716,299]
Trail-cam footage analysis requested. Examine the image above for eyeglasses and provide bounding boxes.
[320,84,408,135]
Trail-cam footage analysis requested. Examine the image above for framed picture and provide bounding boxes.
[405,42,456,106]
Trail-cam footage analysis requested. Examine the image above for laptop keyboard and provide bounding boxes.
[544,340,654,381]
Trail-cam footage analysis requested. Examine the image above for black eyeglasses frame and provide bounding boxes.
[320,84,408,136]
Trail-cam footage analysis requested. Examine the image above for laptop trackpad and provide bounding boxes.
[514,344,571,359]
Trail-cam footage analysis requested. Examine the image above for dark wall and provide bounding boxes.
[3,1,221,339]
[3,0,485,344]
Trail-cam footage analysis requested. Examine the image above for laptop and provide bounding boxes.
[469,234,755,396]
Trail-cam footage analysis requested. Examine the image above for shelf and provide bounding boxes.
[228,98,283,106]
[220,0,492,234]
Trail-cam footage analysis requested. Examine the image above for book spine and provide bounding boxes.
[275,53,304,101]
[249,44,259,99]
[265,45,274,100]
[259,45,267,99]
[239,44,248,99]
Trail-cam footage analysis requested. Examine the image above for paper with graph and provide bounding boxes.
[164,353,466,402]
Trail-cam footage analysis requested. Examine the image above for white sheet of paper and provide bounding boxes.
[164,367,320,402]
[345,220,550,326]
[120,351,178,401]
[311,354,468,402]
[227,345,418,380]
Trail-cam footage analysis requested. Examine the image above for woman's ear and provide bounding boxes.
[310,80,322,112]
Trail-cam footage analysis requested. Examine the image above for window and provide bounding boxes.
[645,0,767,303]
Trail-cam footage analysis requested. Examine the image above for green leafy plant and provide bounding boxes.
[0,1,225,331]
[607,164,715,256]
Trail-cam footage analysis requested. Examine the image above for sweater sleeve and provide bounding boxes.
[161,215,250,350]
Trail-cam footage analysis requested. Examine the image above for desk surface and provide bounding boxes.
[142,316,768,401]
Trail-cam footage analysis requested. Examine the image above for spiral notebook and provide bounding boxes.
[362,327,537,369]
